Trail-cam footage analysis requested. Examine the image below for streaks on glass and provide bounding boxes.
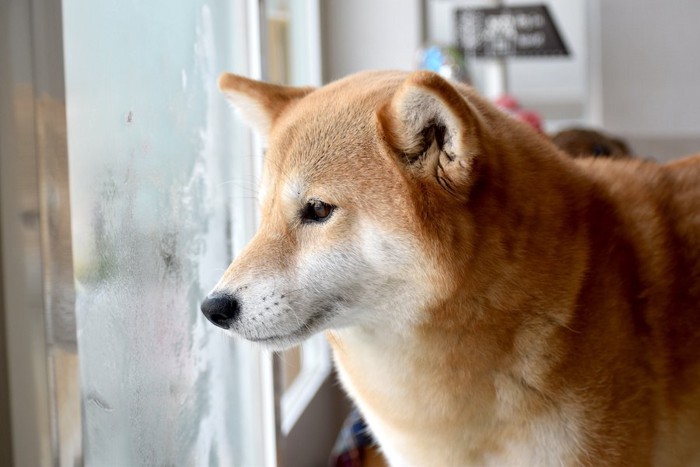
[63,1,242,465]
[87,392,114,413]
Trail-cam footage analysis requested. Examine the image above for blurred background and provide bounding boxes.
[1,1,698,466]
[321,0,700,160]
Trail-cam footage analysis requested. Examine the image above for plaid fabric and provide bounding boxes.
[329,409,375,467]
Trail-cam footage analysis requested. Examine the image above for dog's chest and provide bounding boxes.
[330,329,584,466]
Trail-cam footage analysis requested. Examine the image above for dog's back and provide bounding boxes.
[565,154,700,465]
[645,156,700,465]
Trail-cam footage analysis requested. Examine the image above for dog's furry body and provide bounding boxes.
[207,70,700,466]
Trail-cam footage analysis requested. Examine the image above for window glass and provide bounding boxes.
[62,0,261,464]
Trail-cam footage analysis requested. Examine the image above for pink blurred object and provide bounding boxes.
[493,95,543,132]
[494,95,520,111]
[513,109,542,132]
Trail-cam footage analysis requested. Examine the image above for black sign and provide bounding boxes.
[456,5,569,58]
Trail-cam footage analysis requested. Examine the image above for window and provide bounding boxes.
[62,0,266,464]
[1,0,335,465]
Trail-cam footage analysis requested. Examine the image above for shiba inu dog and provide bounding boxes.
[201,70,700,466]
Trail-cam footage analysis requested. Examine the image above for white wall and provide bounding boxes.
[321,0,422,82]
[599,0,700,138]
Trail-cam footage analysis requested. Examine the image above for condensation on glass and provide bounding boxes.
[62,0,257,464]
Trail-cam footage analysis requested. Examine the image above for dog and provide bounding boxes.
[202,70,700,466]
[551,127,633,159]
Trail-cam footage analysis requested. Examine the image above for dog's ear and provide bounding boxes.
[218,73,314,138]
[377,71,481,197]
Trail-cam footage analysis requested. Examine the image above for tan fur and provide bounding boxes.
[210,70,700,466]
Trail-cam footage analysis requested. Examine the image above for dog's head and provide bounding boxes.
[551,128,632,159]
[201,71,495,348]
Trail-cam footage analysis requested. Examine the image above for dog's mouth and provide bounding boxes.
[243,309,329,349]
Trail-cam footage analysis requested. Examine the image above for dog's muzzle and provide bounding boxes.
[200,294,240,329]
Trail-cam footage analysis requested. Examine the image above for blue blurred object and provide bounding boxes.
[417,45,472,83]
[329,408,375,467]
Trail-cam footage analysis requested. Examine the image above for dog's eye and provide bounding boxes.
[301,200,334,223]
[591,144,611,157]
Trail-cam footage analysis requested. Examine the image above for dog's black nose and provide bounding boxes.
[201,294,240,329]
